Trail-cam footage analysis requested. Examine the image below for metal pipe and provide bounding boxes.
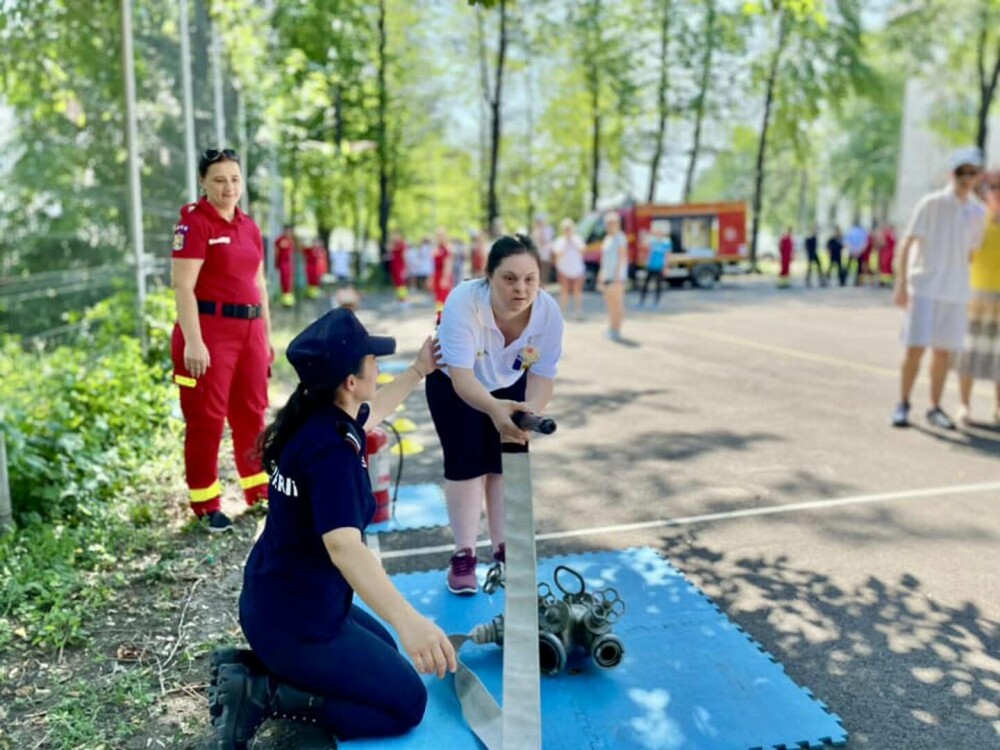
[0,437,12,532]
[179,0,198,202]
[120,0,147,345]
[211,25,226,146]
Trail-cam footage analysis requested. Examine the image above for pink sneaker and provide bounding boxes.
[447,548,478,595]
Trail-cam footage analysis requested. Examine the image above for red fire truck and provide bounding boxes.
[579,199,748,289]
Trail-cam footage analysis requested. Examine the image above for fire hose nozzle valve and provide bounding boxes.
[469,565,626,676]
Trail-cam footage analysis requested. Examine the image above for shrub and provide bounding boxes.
[0,287,179,648]
[0,287,176,525]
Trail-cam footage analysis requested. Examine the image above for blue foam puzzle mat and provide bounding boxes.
[348,547,847,750]
[367,484,448,534]
[379,360,413,375]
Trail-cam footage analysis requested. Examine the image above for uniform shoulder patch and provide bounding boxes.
[172,223,191,252]
[336,421,365,458]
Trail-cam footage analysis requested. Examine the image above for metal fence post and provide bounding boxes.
[0,436,13,532]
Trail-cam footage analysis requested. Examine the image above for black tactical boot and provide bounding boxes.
[213,663,271,750]
[270,681,325,724]
[269,682,337,747]
[209,647,264,719]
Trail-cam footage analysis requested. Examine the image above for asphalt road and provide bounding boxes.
[348,273,999,750]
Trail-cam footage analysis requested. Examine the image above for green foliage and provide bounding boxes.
[0,290,176,525]
[0,521,131,649]
[826,62,904,219]
[0,287,179,650]
[33,671,158,748]
[77,284,177,373]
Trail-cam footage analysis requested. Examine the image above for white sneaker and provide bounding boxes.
[956,405,972,427]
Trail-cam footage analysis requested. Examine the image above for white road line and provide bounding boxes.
[379,481,1000,560]
[663,322,898,378]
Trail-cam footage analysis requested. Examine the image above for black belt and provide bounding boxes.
[197,300,263,319]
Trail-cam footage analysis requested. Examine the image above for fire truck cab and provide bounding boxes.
[580,200,747,289]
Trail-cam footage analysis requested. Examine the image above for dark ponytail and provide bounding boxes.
[256,383,338,471]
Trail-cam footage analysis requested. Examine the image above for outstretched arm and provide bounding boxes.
[364,336,438,428]
[323,527,457,678]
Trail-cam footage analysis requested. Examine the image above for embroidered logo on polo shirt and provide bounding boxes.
[208,236,232,245]
[512,345,540,371]
[172,224,190,252]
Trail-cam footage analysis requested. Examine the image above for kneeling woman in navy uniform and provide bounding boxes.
[212,308,456,749]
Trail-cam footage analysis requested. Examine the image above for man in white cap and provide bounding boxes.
[891,147,987,429]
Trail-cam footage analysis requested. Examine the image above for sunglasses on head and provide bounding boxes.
[202,148,239,163]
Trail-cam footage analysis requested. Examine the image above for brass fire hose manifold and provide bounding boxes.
[472,564,625,675]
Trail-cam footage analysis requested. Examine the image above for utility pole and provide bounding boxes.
[211,27,226,146]
[179,0,198,202]
[120,0,147,346]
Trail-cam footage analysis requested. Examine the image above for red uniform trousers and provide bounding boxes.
[171,316,270,516]
[779,246,793,278]
[278,259,294,295]
[305,250,325,288]
[879,245,894,279]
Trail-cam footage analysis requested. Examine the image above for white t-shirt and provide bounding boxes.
[438,279,564,392]
[332,250,351,279]
[552,234,586,278]
[599,232,628,282]
[533,225,554,262]
[905,185,986,303]
[416,242,434,276]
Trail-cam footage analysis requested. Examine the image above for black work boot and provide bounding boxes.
[270,682,337,745]
[213,663,271,750]
[271,682,325,723]
[209,647,265,719]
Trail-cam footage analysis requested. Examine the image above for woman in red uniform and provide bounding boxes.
[431,227,454,320]
[275,224,296,307]
[303,236,327,299]
[389,229,409,307]
[171,148,273,531]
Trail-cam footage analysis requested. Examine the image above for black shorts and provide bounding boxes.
[425,370,528,481]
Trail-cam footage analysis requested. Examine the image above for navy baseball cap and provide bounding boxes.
[286,308,396,390]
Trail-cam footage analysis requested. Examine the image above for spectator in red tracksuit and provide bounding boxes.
[431,227,454,320]
[390,230,409,306]
[170,148,273,532]
[879,225,896,287]
[275,225,297,307]
[778,228,794,288]
[303,237,327,299]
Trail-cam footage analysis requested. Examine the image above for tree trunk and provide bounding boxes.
[376,0,391,284]
[683,0,716,203]
[974,23,1000,159]
[586,0,602,211]
[524,9,536,230]
[477,7,490,225]
[590,80,601,211]
[647,0,671,203]
[486,0,509,228]
[749,13,787,273]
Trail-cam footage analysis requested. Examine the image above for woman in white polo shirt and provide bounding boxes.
[426,234,564,595]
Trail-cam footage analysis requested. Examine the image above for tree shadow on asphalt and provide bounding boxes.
[652,535,1000,750]
[547,384,680,431]
[909,423,1000,461]
[529,428,786,532]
